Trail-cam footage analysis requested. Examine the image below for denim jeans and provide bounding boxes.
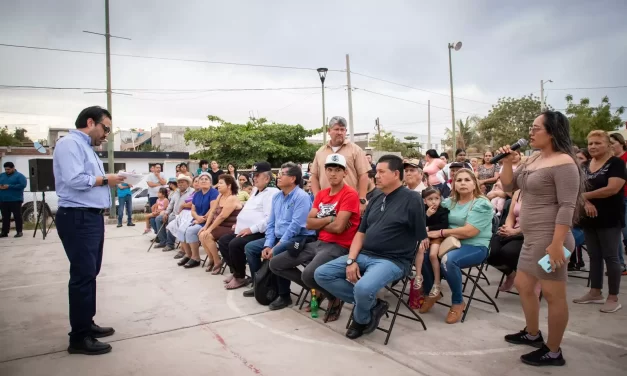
[244,235,309,297]
[616,198,627,265]
[421,244,488,304]
[314,254,404,325]
[154,214,175,246]
[117,195,132,225]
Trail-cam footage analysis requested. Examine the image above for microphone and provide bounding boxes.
[490,139,528,164]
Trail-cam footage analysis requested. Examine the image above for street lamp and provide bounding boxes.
[317,68,328,144]
[448,41,462,151]
[540,79,553,111]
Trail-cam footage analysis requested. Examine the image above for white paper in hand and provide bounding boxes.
[118,171,145,186]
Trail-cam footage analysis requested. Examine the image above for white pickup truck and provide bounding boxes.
[20,178,152,223]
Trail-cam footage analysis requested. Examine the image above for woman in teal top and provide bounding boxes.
[419,169,494,324]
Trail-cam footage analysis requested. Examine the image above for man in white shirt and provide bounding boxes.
[218,161,279,290]
[154,174,195,251]
[147,164,167,207]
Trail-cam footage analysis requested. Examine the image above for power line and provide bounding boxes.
[0,84,343,93]
[350,71,494,105]
[0,43,337,71]
[547,85,627,91]
[355,87,478,115]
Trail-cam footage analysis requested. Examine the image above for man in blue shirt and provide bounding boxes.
[116,181,134,227]
[53,106,125,356]
[244,162,316,310]
[0,161,27,238]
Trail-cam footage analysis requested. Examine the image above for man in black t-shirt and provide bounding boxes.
[315,155,427,340]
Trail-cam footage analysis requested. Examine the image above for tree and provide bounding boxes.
[565,95,625,147]
[477,94,546,150]
[371,131,409,154]
[13,128,32,143]
[0,126,21,146]
[442,116,484,151]
[185,116,322,167]
[403,136,422,158]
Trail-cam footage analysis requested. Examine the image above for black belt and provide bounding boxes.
[61,207,106,215]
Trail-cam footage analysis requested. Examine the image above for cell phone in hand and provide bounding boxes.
[538,247,572,273]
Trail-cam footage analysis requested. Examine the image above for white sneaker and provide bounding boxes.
[600,300,622,313]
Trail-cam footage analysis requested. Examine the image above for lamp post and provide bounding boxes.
[317,68,328,144]
[448,41,462,151]
[540,79,553,111]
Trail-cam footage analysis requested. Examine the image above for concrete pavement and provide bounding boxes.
[0,225,625,375]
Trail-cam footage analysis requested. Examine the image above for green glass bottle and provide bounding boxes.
[310,289,319,318]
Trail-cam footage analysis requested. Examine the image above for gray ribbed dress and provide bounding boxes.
[503,162,580,281]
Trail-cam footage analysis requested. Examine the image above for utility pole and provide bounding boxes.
[540,79,552,111]
[448,46,456,151]
[375,118,381,150]
[345,54,355,142]
[84,0,130,218]
[427,100,431,150]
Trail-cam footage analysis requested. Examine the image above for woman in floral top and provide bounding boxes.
[477,150,500,192]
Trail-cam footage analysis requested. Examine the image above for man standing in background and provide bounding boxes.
[309,116,371,214]
[147,164,166,207]
[0,161,27,238]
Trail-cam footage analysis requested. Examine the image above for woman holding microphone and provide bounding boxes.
[498,110,583,367]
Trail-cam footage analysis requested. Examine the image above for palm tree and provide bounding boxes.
[443,116,482,149]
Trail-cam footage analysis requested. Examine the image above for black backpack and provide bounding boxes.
[254,260,278,306]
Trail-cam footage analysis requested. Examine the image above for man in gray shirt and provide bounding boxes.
[154,174,194,251]
[147,164,167,207]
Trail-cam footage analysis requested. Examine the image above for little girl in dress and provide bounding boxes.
[487,180,507,215]
[414,187,450,297]
[144,188,169,234]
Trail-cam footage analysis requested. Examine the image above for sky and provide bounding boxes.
[0,0,626,142]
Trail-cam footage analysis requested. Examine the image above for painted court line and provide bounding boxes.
[0,268,170,292]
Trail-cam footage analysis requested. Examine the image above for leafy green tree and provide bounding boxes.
[185,116,322,168]
[403,136,422,158]
[565,95,625,147]
[477,95,546,150]
[371,131,409,155]
[13,128,32,143]
[0,126,21,146]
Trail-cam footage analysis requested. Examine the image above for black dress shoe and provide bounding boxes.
[345,320,368,339]
[91,323,115,338]
[117,224,123,228]
[14,232,23,238]
[68,336,112,355]
[183,259,201,268]
[364,299,389,334]
[0,233,7,238]
[269,295,292,311]
[127,223,135,227]
[243,287,255,297]
[177,257,190,266]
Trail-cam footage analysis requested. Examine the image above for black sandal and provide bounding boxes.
[324,298,344,323]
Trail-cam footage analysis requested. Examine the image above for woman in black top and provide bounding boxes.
[574,130,626,313]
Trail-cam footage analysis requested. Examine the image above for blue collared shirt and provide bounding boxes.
[264,186,315,248]
[53,130,110,209]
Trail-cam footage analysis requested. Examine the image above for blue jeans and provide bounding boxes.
[314,254,403,325]
[617,198,627,265]
[245,236,309,297]
[117,195,132,225]
[421,244,488,304]
[154,214,175,246]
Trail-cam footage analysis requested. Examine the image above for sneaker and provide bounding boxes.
[117,224,123,228]
[504,327,544,348]
[154,243,166,249]
[600,300,622,313]
[573,292,605,304]
[14,232,22,238]
[162,245,174,252]
[520,344,565,367]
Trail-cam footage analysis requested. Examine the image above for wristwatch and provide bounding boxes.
[359,198,367,204]
[102,176,108,186]
[346,258,355,266]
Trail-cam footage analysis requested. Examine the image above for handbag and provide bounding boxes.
[254,260,278,306]
[437,199,475,258]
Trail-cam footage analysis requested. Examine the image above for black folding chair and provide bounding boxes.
[568,245,591,287]
[344,247,427,345]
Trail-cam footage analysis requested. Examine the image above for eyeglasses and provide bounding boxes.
[97,122,111,134]
[529,125,543,134]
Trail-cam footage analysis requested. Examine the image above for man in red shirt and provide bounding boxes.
[270,153,360,320]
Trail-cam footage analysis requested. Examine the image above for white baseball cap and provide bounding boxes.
[324,153,347,169]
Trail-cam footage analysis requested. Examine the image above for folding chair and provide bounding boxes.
[344,247,427,345]
[568,245,590,287]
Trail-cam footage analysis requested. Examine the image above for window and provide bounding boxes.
[136,189,149,198]
[102,163,126,173]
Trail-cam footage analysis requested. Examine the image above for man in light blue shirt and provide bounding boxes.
[53,106,125,356]
[244,162,315,310]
